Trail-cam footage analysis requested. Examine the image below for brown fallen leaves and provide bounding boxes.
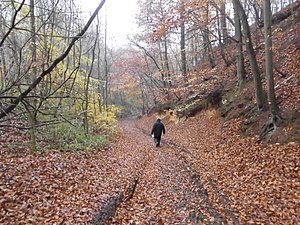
[138,110,299,225]
[0,127,151,225]
[0,111,299,224]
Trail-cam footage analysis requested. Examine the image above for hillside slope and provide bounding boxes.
[154,2,300,144]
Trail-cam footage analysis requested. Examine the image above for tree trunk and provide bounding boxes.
[233,0,246,88]
[139,79,146,115]
[29,0,38,151]
[232,0,266,109]
[217,8,230,66]
[158,42,166,87]
[96,16,103,113]
[252,3,263,48]
[203,3,216,68]
[0,7,6,89]
[190,36,198,68]
[104,15,109,109]
[264,0,279,114]
[180,0,188,83]
[202,31,216,68]
[163,35,171,87]
[84,34,97,135]
[220,1,228,45]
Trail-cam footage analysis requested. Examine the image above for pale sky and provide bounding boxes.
[79,0,138,47]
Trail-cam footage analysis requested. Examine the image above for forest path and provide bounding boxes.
[1,115,297,225]
[110,119,240,224]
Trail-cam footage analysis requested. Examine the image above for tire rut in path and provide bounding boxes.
[110,120,240,224]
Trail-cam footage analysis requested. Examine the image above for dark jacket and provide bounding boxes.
[151,119,165,138]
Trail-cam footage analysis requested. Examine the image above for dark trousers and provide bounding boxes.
[154,136,161,147]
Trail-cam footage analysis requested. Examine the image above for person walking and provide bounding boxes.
[151,118,165,147]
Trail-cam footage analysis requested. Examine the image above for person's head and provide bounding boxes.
[157,118,161,122]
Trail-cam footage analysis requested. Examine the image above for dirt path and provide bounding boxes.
[110,119,240,224]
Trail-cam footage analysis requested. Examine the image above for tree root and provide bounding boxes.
[259,114,282,142]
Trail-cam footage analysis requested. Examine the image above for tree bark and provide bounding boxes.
[158,42,166,87]
[104,14,109,109]
[203,2,216,68]
[216,8,230,67]
[28,0,38,151]
[233,0,246,88]
[0,6,7,91]
[163,35,171,87]
[220,1,228,45]
[232,0,266,109]
[180,0,188,83]
[264,0,279,114]
[84,28,98,136]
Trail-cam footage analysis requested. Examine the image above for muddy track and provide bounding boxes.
[105,120,241,224]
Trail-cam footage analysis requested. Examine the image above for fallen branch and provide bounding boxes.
[92,194,123,225]
[92,176,139,225]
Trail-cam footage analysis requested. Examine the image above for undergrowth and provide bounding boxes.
[37,106,121,151]
[42,123,109,151]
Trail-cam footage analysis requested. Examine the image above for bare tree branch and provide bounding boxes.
[0,0,106,120]
[0,0,26,47]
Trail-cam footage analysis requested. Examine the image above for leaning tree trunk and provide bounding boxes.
[232,0,266,109]
[264,0,279,115]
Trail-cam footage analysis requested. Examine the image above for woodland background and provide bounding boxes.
[0,0,299,148]
[0,0,299,224]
